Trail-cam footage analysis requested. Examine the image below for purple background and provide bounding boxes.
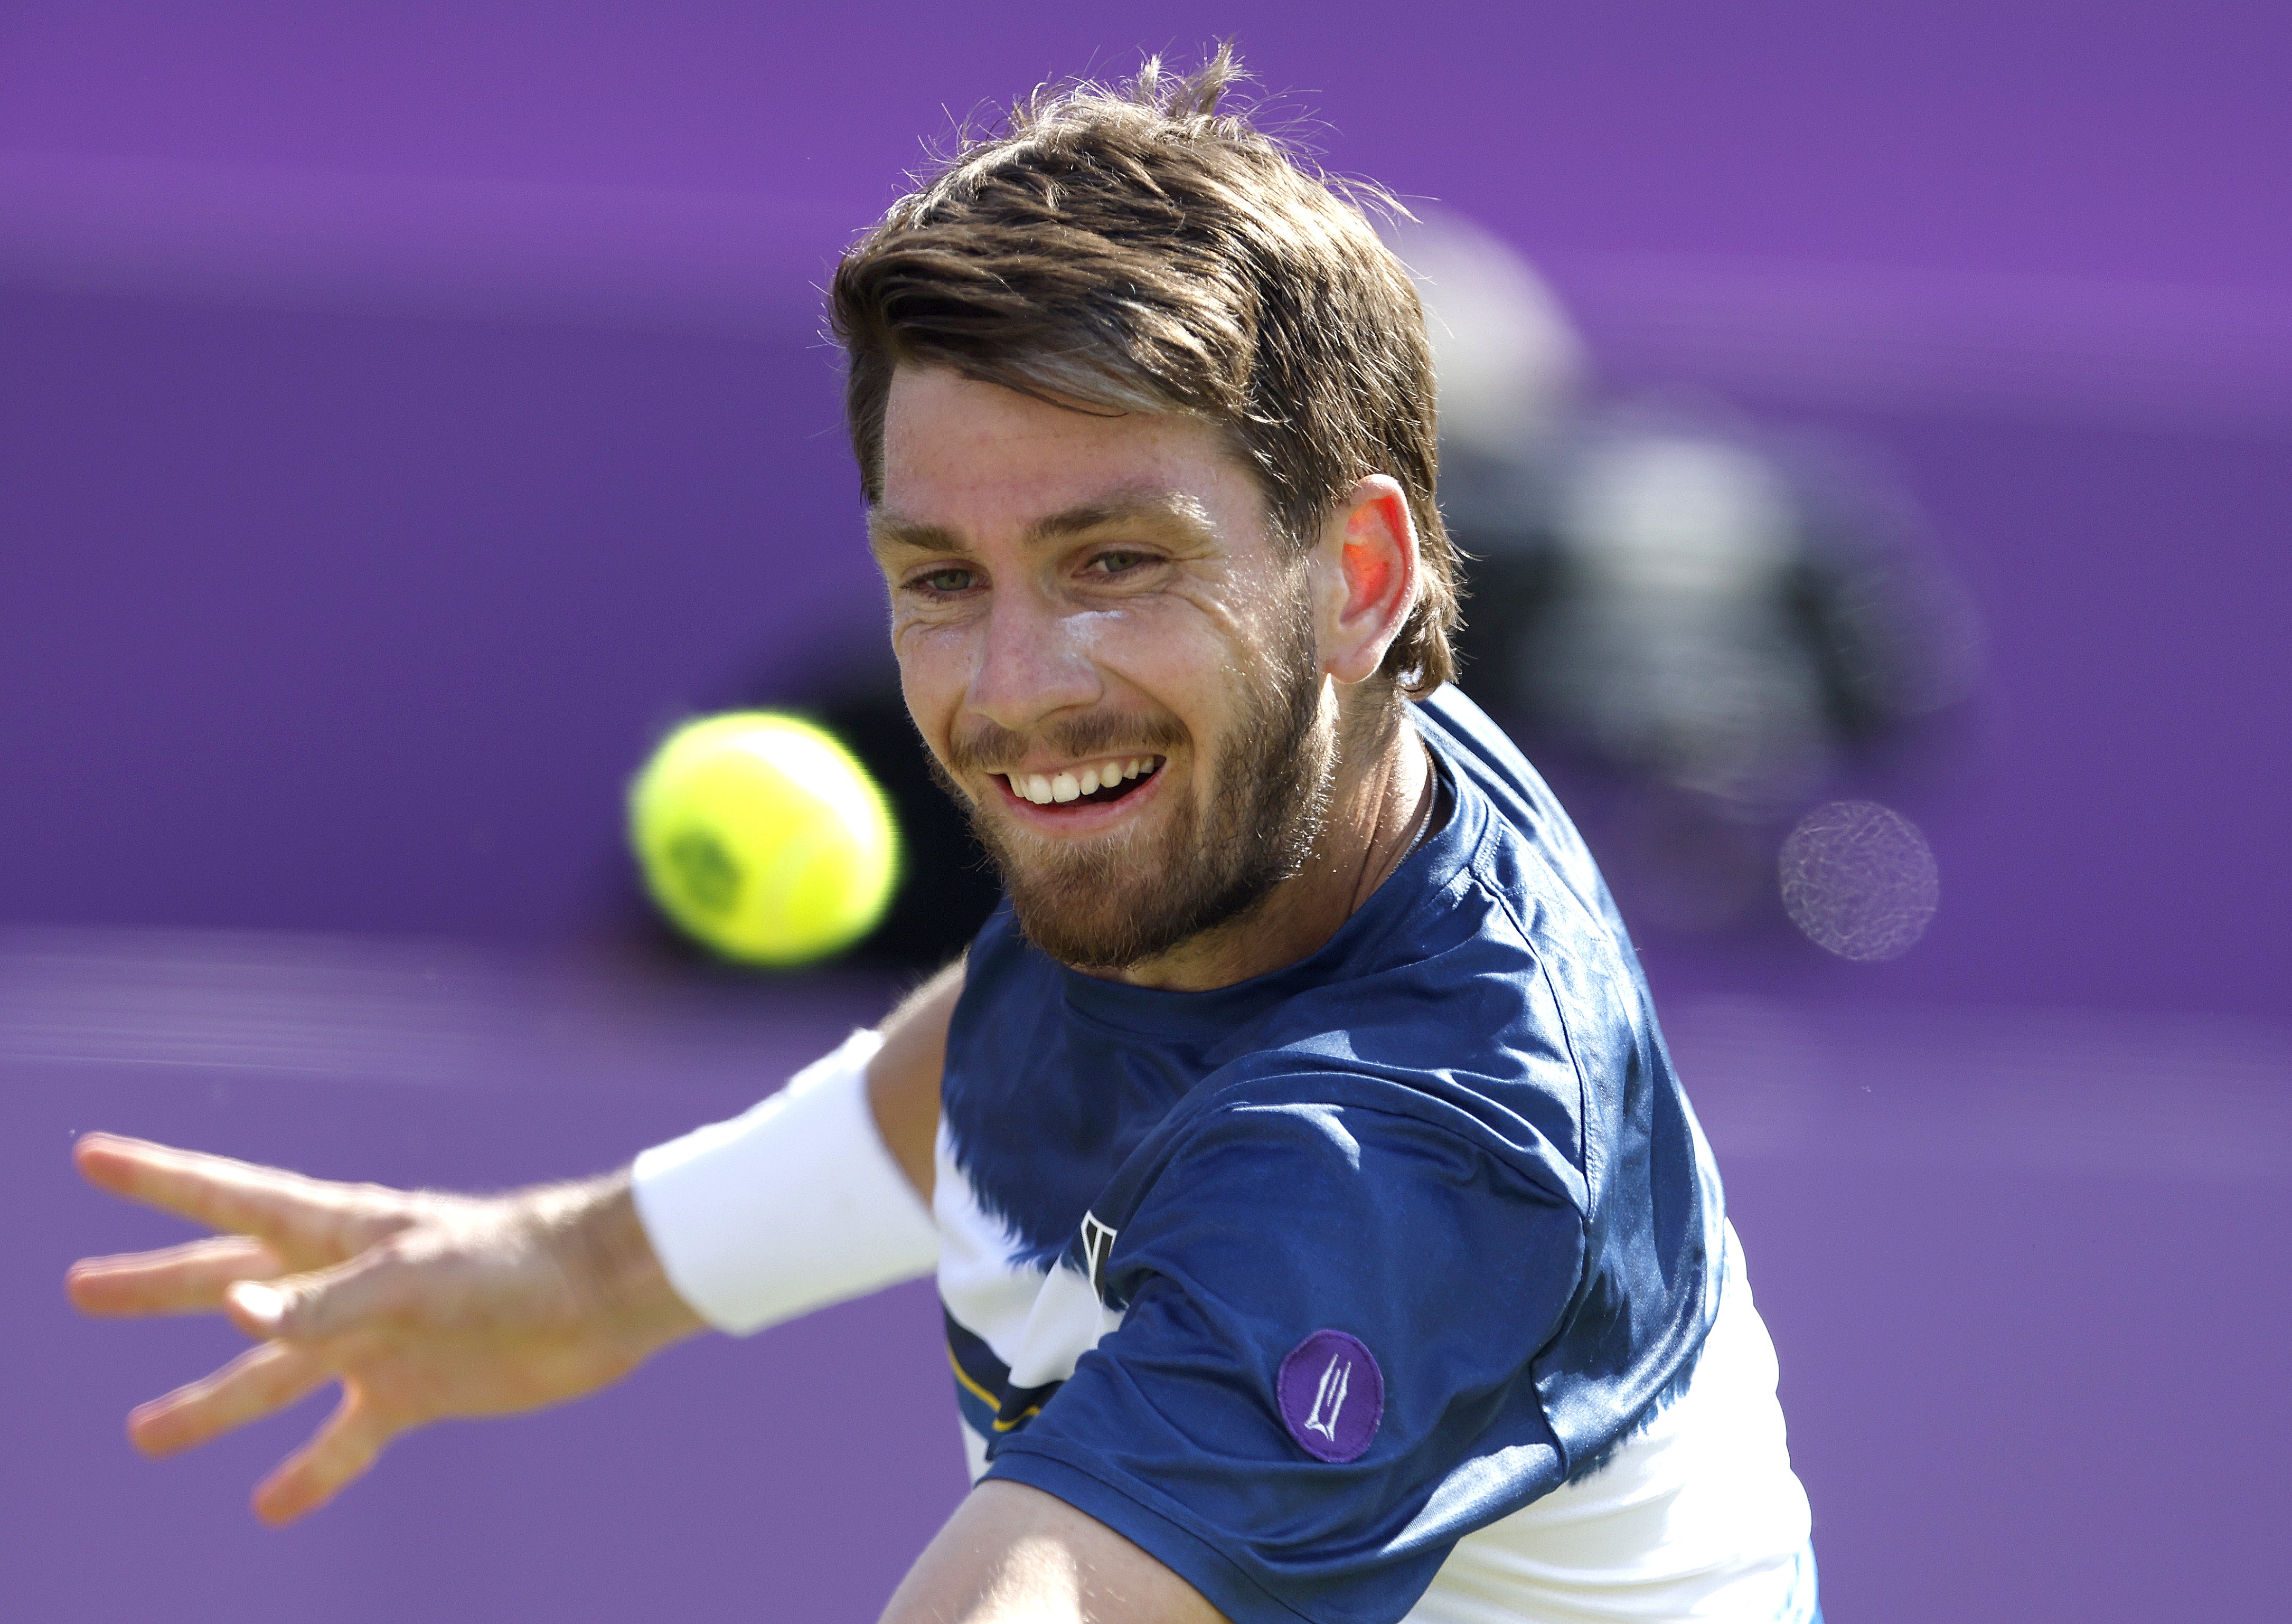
[3,5,2286,1620]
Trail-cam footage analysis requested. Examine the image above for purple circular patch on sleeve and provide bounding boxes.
[1276,1329,1384,1462]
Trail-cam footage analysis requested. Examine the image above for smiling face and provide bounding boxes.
[871,367,1338,970]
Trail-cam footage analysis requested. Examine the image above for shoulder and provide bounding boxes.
[1404,687,1665,1140]
[1410,685,1630,948]
[1080,1055,1595,1270]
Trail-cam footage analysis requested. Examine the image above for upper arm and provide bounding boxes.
[867,957,964,1203]
[973,1093,1585,1621]
[881,1480,1227,1624]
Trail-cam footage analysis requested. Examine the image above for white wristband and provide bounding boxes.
[630,1028,938,1335]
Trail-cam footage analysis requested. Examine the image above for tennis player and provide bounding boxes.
[68,53,1817,1623]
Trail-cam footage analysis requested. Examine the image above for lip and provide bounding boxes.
[987,758,1170,836]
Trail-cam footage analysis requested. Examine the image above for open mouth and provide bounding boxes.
[997,756,1163,809]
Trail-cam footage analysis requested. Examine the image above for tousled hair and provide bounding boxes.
[830,47,1458,695]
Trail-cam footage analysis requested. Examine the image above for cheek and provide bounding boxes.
[893,621,975,745]
[1090,607,1240,737]
[892,607,979,673]
[1078,607,1180,686]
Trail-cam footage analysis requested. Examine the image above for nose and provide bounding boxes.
[963,588,1105,734]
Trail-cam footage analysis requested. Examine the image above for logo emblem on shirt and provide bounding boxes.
[1079,1211,1118,1298]
[1277,1329,1384,1462]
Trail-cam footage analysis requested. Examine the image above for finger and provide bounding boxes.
[67,1235,285,1316]
[74,1132,328,1237]
[73,1132,402,1257]
[252,1390,396,1526]
[224,1241,437,1344]
[127,1341,332,1458]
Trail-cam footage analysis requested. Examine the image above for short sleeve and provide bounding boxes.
[982,1090,1586,1624]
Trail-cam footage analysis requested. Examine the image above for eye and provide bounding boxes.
[1083,549,1154,579]
[907,565,979,597]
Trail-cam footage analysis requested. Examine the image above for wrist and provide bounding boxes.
[536,1173,706,1356]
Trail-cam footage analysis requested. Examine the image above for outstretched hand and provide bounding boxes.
[65,1134,701,1525]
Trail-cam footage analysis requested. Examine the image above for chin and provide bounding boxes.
[1000,839,1284,970]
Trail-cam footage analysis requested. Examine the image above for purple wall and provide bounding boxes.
[5,2,2286,1017]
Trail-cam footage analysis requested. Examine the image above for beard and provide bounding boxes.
[935,596,1334,970]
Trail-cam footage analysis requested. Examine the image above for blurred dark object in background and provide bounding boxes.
[619,645,1003,976]
[1399,212,1982,945]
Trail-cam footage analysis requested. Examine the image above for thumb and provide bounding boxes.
[226,1245,421,1342]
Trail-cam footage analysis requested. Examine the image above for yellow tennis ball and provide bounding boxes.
[628,712,901,967]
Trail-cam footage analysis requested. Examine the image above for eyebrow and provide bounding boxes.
[867,489,1220,558]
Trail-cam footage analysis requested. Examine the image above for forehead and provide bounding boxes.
[877,366,1265,542]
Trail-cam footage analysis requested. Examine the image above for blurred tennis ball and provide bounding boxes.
[629,712,901,967]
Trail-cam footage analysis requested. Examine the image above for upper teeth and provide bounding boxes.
[1012,758,1151,806]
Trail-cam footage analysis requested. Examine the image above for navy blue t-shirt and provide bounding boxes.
[934,686,1724,1624]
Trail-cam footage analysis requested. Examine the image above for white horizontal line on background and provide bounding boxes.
[0,925,881,1094]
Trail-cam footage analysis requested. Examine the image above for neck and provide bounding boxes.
[1105,693,1432,993]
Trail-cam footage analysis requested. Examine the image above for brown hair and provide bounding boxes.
[830,48,1458,695]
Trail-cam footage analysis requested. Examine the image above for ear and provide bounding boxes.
[1311,476,1420,685]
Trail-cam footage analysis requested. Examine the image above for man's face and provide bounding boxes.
[870,367,1334,969]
